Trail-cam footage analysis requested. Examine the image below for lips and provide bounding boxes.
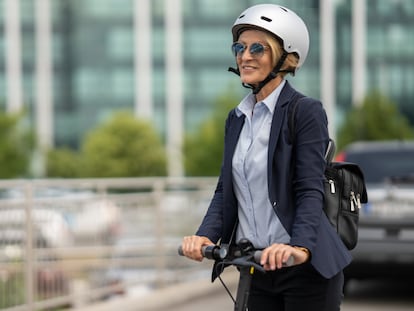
[242,65,257,70]
[241,65,258,73]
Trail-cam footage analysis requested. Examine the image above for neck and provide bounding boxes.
[254,76,283,102]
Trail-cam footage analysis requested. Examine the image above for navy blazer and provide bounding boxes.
[196,81,352,279]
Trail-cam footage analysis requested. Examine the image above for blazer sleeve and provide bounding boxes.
[195,109,237,243]
[289,97,330,253]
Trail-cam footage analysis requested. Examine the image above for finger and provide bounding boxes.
[183,236,202,260]
[264,244,293,270]
[260,248,269,266]
[266,247,280,270]
[260,247,274,268]
[276,249,285,269]
[277,247,292,269]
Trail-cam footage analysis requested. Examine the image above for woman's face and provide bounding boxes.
[234,30,273,86]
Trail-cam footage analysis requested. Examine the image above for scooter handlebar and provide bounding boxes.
[178,245,294,266]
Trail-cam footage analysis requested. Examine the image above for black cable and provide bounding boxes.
[216,261,236,304]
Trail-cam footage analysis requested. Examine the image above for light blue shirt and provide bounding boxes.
[232,80,290,249]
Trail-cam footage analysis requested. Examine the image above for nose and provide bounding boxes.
[240,48,254,60]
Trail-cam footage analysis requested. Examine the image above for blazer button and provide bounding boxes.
[273,202,277,207]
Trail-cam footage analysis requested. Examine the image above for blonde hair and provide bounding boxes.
[264,32,299,76]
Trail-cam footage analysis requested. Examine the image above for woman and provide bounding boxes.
[181,4,351,310]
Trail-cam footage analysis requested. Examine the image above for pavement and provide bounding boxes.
[71,269,239,311]
[67,270,414,311]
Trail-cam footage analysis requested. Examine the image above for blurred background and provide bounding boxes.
[1,0,414,310]
[0,0,413,179]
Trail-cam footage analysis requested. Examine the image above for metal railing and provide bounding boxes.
[0,177,217,310]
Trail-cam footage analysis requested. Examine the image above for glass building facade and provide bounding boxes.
[1,0,414,150]
[336,0,414,122]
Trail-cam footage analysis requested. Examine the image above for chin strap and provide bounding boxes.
[228,51,290,94]
[228,67,240,75]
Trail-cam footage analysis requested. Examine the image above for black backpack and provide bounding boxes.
[288,94,368,250]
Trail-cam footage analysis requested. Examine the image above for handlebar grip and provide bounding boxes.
[253,250,262,263]
[178,245,228,260]
[283,255,294,267]
[177,245,209,257]
[178,245,184,256]
[253,251,294,267]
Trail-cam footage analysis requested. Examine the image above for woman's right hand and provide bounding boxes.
[181,235,214,261]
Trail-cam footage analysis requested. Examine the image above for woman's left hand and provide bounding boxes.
[260,243,310,271]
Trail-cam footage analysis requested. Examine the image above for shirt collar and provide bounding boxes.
[235,79,286,117]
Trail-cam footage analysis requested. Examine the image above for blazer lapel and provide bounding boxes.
[268,82,296,172]
[222,112,245,241]
[224,112,245,170]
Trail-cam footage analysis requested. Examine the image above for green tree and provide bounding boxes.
[0,111,34,178]
[337,91,414,151]
[80,111,167,177]
[184,88,241,176]
[46,147,82,178]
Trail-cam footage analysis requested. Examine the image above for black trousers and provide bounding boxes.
[248,262,344,311]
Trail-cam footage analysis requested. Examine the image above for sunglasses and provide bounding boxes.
[231,42,269,59]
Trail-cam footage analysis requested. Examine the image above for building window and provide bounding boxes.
[152,0,165,18]
[387,24,404,55]
[186,28,231,58]
[112,69,133,101]
[52,33,63,63]
[193,0,242,18]
[21,34,35,64]
[20,0,35,24]
[80,0,132,18]
[0,1,3,23]
[153,69,166,99]
[74,68,109,102]
[0,36,4,62]
[152,29,165,61]
[107,27,133,60]
[389,65,403,98]
[198,69,234,97]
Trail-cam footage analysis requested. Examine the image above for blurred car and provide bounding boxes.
[335,141,414,280]
[0,208,72,302]
[0,208,73,248]
[0,188,122,245]
[66,199,121,245]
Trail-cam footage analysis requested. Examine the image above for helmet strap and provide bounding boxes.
[227,51,290,95]
[228,66,240,75]
[252,51,288,94]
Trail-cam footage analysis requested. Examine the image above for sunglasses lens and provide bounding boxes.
[232,42,245,57]
[250,43,265,57]
[231,42,265,58]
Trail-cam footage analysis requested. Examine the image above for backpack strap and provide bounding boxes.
[287,93,336,162]
[324,139,336,163]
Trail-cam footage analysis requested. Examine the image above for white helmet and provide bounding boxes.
[232,4,310,69]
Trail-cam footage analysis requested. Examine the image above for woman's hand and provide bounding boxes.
[260,243,310,270]
[181,235,214,262]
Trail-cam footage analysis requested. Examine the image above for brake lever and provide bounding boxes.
[225,256,266,274]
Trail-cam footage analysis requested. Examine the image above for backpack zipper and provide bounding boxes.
[328,179,335,193]
[350,191,361,211]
